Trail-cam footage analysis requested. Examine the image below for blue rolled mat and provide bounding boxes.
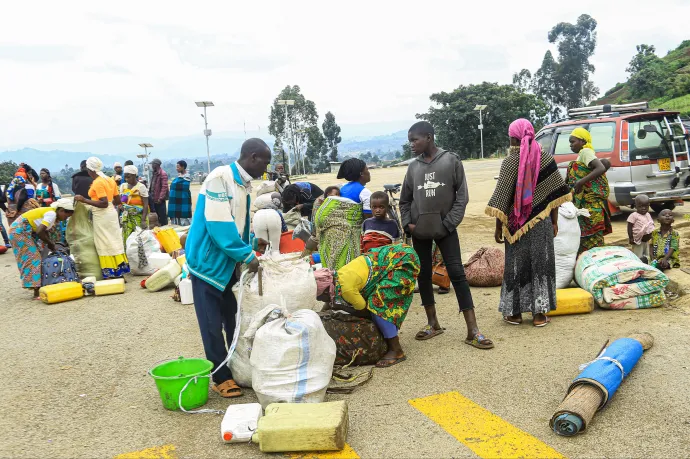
[568,337,644,407]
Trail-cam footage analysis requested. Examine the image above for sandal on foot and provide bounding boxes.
[533,316,551,327]
[503,315,523,325]
[375,356,407,368]
[415,325,445,341]
[212,379,242,398]
[438,287,450,295]
[465,333,494,349]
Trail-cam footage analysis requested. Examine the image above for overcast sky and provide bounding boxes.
[1,0,688,147]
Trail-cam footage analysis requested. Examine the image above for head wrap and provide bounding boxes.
[337,158,366,182]
[86,157,108,179]
[15,166,27,180]
[113,162,122,168]
[571,127,594,151]
[51,198,75,211]
[124,165,138,175]
[151,158,162,166]
[508,119,542,230]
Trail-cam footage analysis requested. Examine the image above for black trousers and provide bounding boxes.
[190,272,238,384]
[413,230,475,311]
[151,200,168,226]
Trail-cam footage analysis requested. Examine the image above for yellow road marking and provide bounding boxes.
[114,444,177,459]
[288,443,360,459]
[409,392,566,459]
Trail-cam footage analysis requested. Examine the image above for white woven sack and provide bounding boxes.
[126,228,161,276]
[554,202,586,289]
[256,181,276,196]
[248,306,336,408]
[229,252,320,387]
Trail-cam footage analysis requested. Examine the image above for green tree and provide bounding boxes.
[548,14,599,108]
[626,44,672,99]
[531,51,563,121]
[0,161,19,186]
[322,111,342,163]
[268,85,319,175]
[305,126,327,173]
[512,69,532,93]
[401,143,413,160]
[418,82,549,159]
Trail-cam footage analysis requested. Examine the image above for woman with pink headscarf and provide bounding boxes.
[486,119,571,327]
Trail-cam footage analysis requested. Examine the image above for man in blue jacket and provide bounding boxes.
[186,138,271,398]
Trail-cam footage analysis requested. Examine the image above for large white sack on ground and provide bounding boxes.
[252,193,279,212]
[256,181,276,196]
[229,253,320,387]
[126,228,161,276]
[554,202,583,289]
[248,306,336,408]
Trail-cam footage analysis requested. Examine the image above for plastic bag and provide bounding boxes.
[230,252,320,387]
[248,305,336,408]
[65,202,103,280]
[464,247,504,287]
[126,228,161,276]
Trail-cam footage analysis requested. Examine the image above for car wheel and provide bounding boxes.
[651,202,675,214]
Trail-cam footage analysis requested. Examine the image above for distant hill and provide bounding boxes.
[0,148,129,172]
[596,40,690,116]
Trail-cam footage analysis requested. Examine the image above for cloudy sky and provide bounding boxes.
[1,0,688,147]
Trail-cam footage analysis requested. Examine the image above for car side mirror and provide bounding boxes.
[637,129,647,140]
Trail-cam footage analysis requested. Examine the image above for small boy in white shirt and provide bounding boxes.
[627,194,655,263]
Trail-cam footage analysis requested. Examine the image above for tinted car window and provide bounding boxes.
[535,130,554,153]
[553,122,615,155]
[554,127,576,155]
[628,119,680,160]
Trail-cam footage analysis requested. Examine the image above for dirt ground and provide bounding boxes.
[1,159,689,458]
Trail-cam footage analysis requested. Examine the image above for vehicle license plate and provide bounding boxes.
[658,158,671,171]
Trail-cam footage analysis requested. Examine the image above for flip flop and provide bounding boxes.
[375,356,407,368]
[212,379,243,398]
[533,316,551,327]
[415,325,445,341]
[503,316,523,325]
[464,333,494,349]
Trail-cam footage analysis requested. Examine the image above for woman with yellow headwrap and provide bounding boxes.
[565,127,611,254]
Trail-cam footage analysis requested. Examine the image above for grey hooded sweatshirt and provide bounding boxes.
[399,149,469,240]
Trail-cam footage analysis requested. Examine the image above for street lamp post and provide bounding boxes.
[474,104,487,159]
[276,99,295,174]
[195,101,214,173]
[137,143,153,184]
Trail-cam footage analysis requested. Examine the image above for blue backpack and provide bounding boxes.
[41,251,79,286]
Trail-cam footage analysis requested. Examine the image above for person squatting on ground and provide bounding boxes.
[186,138,270,399]
[8,199,75,298]
[487,118,571,327]
[566,127,611,254]
[149,158,169,226]
[281,182,323,218]
[317,243,420,368]
[650,209,680,270]
[400,121,493,349]
[627,194,655,263]
[361,191,400,252]
[74,157,130,279]
[169,160,193,226]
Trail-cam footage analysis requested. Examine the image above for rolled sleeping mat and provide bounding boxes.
[550,333,653,436]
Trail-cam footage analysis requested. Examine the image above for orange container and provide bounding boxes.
[279,231,305,254]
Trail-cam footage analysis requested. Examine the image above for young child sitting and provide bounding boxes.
[324,185,341,197]
[627,194,655,263]
[650,209,680,270]
[361,191,400,252]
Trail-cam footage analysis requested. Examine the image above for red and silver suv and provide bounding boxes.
[535,102,690,214]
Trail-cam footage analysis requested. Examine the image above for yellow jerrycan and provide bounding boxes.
[251,401,348,453]
[39,282,84,304]
[547,288,594,316]
[94,278,126,296]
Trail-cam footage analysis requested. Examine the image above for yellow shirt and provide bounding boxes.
[578,148,597,167]
[22,207,57,231]
[336,256,370,310]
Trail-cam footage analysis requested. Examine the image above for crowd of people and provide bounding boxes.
[1,157,195,298]
[1,118,682,399]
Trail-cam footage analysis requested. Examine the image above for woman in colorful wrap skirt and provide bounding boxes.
[119,165,150,246]
[317,243,420,368]
[9,199,75,298]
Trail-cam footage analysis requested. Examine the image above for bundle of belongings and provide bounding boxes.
[574,246,669,309]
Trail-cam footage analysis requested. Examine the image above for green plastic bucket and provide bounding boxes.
[149,357,214,411]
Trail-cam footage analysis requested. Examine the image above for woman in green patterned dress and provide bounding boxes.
[308,195,364,270]
[318,243,420,367]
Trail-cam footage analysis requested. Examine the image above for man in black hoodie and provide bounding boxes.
[72,160,94,197]
[400,121,493,349]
